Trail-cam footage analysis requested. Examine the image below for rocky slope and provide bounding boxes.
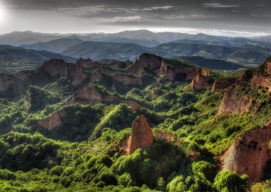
[218,87,253,114]
[221,121,271,181]
[0,52,237,103]
[218,58,271,114]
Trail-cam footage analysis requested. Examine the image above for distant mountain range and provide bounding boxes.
[20,38,271,66]
[0,45,75,74]
[1,30,271,73]
[2,30,271,48]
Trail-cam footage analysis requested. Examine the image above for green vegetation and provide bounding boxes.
[0,55,271,191]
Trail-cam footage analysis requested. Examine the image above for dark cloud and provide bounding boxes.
[2,0,271,35]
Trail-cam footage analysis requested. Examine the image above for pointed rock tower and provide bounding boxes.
[128,115,154,155]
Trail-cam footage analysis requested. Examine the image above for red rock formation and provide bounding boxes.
[66,86,118,105]
[159,60,168,75]
[221,122,271,181]
[123,100,141,112]
[239,58,271,91]
[36,111,64,130]
[128,60,145,74]
[139,53,163,70]
[113,74,143,85]
[159,60,210,82]
[218,88,253,114]
[90,66,143,86]
[154,130,175,142]
[212,78,236,91]
[191,74,212,90]
[36,59,92,86]
[128,115,154,155]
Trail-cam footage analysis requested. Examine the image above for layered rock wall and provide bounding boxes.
[218,88,253,114]
[221,122,271,181]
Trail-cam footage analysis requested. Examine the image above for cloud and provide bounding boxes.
[110,16,141,23]
[58,5,106,17]
[203,3,239,9]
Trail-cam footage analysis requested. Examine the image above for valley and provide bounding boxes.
[0,49,271,191]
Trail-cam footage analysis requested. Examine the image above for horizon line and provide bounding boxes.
[1,28,271,38]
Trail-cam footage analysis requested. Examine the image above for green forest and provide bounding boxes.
[0,54,271,192]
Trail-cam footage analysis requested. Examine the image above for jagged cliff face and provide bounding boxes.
[0,58,94,99]
[218,58,271,115]
[139,53,163,70]
[36,111,64,131]
[66,86,118,105]
[212,78,236,91]
[36,58,92,86]
[191,74,213,90]
[221,122,271,181]
[128,60,145,75]
[127,115,154,155]
[218,88,253,114]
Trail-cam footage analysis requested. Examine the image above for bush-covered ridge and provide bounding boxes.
[0,55,271,191]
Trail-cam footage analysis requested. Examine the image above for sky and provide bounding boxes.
[0,0,271,36]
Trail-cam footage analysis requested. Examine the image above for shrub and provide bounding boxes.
[98,172,118,186]
[192,161,216,181]
[213,170,249,192]
[49,166,64,176]
[0,169,16,180]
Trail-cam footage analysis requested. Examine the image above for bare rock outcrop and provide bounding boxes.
[127,115,154,155]
[139,53,163,70]
[159,60,211,83]
[66,86,118,105]
[113,74,143,86]
[128,60,145,74]
[221,122,271,181]
[154,130,175,142]
[36,111,65,130]
[36,58,92,86]
[191,74,213,90]
[240,57,271,91]
[212,78,236,91]
[218,88,253,114]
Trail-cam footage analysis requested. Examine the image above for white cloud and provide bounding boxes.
[105,16,142,23]
[203,3,239,8]
[58,5,106,17]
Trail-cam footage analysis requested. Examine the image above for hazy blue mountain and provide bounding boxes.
[2,30,271,48]
[60,41,270,66]
[62,41,151,61]
[0,31,67,46]
[21,38,83,53]
[0,45,76,74]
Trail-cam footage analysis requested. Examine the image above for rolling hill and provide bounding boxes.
[0,45,76,74]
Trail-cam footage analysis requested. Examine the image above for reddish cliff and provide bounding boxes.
[239,57,271,91]
[159,60,210,82]
[218,88,253,114]
[154,130,175,142]
[138,53,163,70]
[36,110,65,130]
[113,74,143,85]
[127,115,154,155]
[66,86,118,105]
[212,78,236,91]
[128,60,145,74]
[36,59,93,86]
[221,122,271,181]
[191,74,213,90]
